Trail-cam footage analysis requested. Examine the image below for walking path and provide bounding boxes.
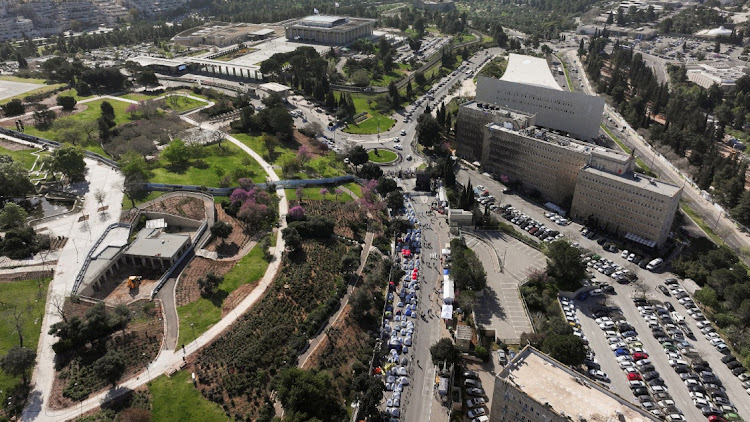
[21,97,286,422]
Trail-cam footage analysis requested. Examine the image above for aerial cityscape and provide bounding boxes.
[2,0,750,421]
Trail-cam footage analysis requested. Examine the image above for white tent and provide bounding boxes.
[441,304,453,319]
[443,275,454,304]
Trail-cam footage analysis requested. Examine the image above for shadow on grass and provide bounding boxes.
[201,289,229,308]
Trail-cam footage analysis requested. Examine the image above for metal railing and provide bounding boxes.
[71,222,132,295]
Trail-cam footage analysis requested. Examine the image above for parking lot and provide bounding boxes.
[457,167,750,421]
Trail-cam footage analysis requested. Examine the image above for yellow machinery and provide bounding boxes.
[127,276,143,289]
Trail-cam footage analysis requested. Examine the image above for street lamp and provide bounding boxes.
[190,323,196,341]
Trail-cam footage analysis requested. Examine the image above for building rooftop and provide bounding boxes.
[129,56,187,67]
[487,123,596,155]
[583,166,682,197]
[125,228,190,258]
[500,346,658,421]
[463,100,534,121]
[300,15,346,24]
[501,53,562,91]
[260,82,291,92]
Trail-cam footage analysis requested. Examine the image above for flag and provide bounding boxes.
[335,2,340,7]
[314,7,319,13]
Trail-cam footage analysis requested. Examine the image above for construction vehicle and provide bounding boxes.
[128,276,142,290]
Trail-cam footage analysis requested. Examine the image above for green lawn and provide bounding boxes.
[150,142,265,186]
[343,182,362,199]
[163,96,207,113]
[284,186,353,202]
[0,278,51,405]
[176,238,270,348]
[368,149,398,163]
[122,191,164,210]
[0,75,47,84]
[343,94,395,135]
[0,145,40,169]
[56,88,96,101]
[25,98,134,144]
[120,92,162,102]
[149,371,229,422]
[233,133,345,179]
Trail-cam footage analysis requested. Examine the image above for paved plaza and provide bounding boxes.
[0,79,43,101]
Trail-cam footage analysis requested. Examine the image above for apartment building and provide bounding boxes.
[456,101,682,247]
[0,16,33,41]
[454,100,535,162]
[491,346,659,422]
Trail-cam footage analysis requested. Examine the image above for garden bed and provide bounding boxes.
[49,300,163,410]
[191,238,352,420]
[293,200,368,240]
[204,205,252,256]
[142,195,207,221]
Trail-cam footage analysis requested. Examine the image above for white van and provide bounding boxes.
[471,417,489,422]
[646,258,663,271]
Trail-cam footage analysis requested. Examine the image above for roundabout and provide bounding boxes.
[368,148,399,164]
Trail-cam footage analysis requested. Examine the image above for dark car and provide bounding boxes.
[597,237,607,245]
[732,366,747,375]
[664,302,675,312]
[643,371,661,380]
[688,384,706,393]
[639,259,649,269]
[674,365,690,374]
[640,365,656,373]
[727,361,743,370]
[463,371,479,379]
[721,355,737,364]
[633,387,649,396]
[657,285,670,296]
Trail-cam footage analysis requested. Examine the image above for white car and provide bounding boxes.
[393,145,403,150]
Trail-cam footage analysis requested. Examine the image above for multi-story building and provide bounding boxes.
[413,0,456,12]
[284,15,375,45]
[572,164,682,248]
[475,53,605,141]
[0,16,34,41]
[454,100,535,162]
[491,346,659,422]
[456,102,681,247]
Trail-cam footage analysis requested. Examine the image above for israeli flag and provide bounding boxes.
[314,7,320,13]
[335,2,340,7]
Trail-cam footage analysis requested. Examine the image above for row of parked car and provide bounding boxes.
[499,205,565,243]
[583,254,637,284]
[585,300,674,419]
[634,292,743,421]
[462,371,489,422]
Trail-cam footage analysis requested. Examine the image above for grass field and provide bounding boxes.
[284,186,354,202]
[56,88,96,101]
[176,237,270,348]
[343,94,395,135]
[121,191,164,210]
[120,92,162,102]
[150,142,265,186]
[343,182,362,199]
[149,371,229,422]
[0,145,41,169]
[233,133,345,179]
[163,96,207,113]
[368,149,397,163]
[0,75,46,84]
[0,278,51,405]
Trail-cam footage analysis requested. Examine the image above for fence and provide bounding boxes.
[71,222,132,295]
[142,175,357,196]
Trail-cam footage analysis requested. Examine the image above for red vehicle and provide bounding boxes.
[632,352,649,361]
[708,416,727,422]
[627,373,642,381]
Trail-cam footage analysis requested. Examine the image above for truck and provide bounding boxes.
[127,275,143,290]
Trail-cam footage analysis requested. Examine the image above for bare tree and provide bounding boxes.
[51,295,68,323]
[6,305,26,347]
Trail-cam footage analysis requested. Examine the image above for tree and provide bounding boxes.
[273,368,346,422]
[352,374,385,419]
[93,350,127,387]
[416,113,441,149]
[546,240,586,291]
[340,254,359,274]
[98,100,116,141]
[542,334,585,366]
[376,177,398,196]
[56,95,77,111]
[0,202,28,229]
[430,338,459,364]
[261,133,280,158]
[386,191,404,210]
[137,68,159,86]
[161,139,192,167]
[2,99,25,117]
[198,272,223,296]
[358,162,383,180]
[350,287,374,318]
[282,227,302,251]
[347,145,369,166]
[33,104,56,130]
[45,145,86,180]
[0,346,36,386]
[0,161,34,199]
[210,221,233,245]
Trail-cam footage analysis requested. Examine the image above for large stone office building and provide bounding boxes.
[491,346,659,422]
[475,53,605,140]
[284,15,375,45]
[455,102,682,247]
